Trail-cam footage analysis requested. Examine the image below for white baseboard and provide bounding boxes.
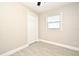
[40,39,79,51]
[0,40,37,56]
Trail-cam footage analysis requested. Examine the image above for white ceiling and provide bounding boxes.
[23,2,72,13]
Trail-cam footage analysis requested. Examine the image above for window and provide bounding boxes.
[47,14,63,29]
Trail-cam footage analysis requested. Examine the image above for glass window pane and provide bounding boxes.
[48,15,60,22]
[48,22,60,28]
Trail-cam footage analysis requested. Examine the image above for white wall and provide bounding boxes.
[0,2,38,54]
[39,3,79,48]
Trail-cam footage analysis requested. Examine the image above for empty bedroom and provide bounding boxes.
[0,2,79,56]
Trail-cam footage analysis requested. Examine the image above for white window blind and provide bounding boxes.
[47,14,62,29]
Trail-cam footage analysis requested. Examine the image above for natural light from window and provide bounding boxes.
[47,13,63,29]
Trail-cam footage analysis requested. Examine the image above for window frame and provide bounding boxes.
[46,12,63,31]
